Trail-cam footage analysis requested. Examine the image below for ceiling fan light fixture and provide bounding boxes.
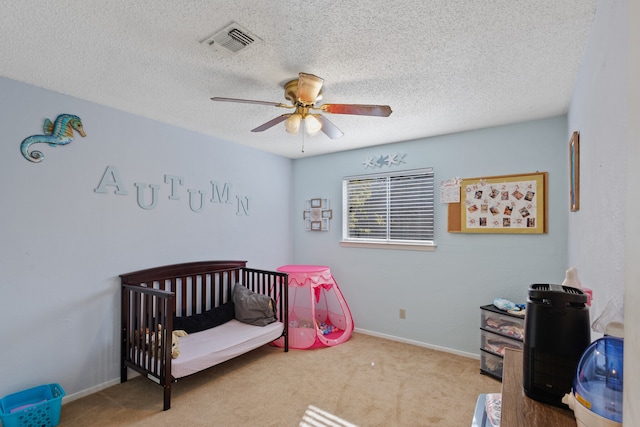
[211,72,391,139]
[284,113,302,134]
[305,115,322,136]
[297,73,324,103]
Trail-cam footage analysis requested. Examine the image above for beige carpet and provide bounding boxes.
[59,333,500,426]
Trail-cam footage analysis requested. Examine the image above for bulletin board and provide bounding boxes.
[447,172,548,234]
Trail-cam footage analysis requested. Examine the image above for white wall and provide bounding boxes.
[561,0,635,422]
[625,0,639,422]
[567,0,626,332]
[0,77,293,400]
[292,117,569,356]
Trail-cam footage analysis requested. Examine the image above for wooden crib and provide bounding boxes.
[120,260,288,410]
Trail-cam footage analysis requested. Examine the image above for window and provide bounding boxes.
[342,168,435,250]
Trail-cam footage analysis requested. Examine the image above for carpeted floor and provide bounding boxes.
[59,333,500,426]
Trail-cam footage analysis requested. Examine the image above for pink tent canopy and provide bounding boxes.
[273,265,354,349]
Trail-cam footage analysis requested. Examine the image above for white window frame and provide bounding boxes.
[341,168,436,251]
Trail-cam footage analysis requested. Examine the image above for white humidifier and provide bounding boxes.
[562,335,623,427]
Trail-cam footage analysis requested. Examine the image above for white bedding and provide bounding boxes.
[171,319,284,378]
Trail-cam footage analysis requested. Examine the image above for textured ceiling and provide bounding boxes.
[0,1,596,159]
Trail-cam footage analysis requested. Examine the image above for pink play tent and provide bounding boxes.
[273,265,354,349]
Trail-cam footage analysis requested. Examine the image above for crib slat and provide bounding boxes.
[190,274,197,315]
[180,277,188,317]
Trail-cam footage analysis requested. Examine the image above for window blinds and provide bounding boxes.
[343,168,434,243]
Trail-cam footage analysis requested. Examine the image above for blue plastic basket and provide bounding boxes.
[0,384,65,427]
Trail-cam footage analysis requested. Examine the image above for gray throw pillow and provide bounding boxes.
[233,283,277,326]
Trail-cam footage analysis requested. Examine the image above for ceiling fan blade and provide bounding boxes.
[297,73,324,104]
[211,97,287,108]
[320,104,392,117]
[251,114,292,132]
[315,115,344,139]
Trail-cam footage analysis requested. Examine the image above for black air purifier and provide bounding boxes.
[523,283,590,408]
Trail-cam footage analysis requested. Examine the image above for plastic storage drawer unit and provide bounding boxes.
[480,304,525,380]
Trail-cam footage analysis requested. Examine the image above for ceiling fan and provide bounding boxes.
[211,72,392,139]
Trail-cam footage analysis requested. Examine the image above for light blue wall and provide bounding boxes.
[292,117,569,355]
[0,77,293,399]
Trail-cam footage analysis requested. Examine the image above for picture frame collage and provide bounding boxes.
[303,198,332,231]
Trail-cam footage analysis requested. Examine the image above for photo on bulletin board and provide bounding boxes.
[448,172,548,234]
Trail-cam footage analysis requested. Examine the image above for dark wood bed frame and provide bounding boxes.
[120,260,289,410]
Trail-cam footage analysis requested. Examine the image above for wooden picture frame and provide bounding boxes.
[447,172,548,234]
[570,131,580,212]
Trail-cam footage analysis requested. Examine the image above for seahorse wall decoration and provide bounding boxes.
[20,114,86,163]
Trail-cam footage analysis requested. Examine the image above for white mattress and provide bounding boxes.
[171,319,284,378]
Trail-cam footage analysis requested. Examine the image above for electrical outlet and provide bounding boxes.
[399,308,406,319]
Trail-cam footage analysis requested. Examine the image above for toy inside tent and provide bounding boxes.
[273,265,354,349]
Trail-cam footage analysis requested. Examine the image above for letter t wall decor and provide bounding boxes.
[303,198,332,231]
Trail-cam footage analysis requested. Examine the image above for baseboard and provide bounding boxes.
[61,378,119,405]
[354,327,480,360]
[61,369,141,405]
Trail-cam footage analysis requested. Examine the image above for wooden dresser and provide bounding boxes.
[501,348,576,427]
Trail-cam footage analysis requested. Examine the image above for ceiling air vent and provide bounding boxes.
[201,22,262,55]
